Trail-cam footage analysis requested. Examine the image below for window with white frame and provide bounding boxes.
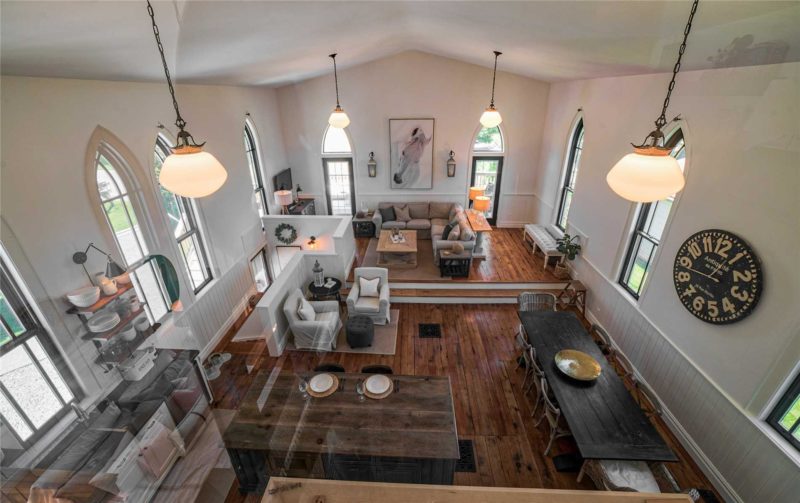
[556,118,584,230]
[767,373,800,451]
[0,252,80,446]
[322,125,355,216]
[154,136,213,294]
[95,145,170,321]
[619,129,686,298]
[244,122,269,217]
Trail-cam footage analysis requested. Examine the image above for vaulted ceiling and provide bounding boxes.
[2,1,798,86]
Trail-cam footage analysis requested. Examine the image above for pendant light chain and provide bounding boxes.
[330,53,341,108]
[654,0,699,130]
[490,50,502,108]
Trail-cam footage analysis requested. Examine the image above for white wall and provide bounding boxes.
[0,76,287,401]
[277,51,550,226]
[534,62,800,501]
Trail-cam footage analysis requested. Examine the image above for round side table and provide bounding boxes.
[308,277,342,302]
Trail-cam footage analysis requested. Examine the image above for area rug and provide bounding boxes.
[285,309,399,355]
[362,238,449,281]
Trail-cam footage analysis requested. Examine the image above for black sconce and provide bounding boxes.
[447,150,456,177]
[367,152,377,178]
[72,243,127,282]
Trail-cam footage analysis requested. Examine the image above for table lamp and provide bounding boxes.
[473,196,491,214]
[275,190,293,215]
[468,187,485,208]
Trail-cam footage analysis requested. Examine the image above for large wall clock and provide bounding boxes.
[673,229,763,324]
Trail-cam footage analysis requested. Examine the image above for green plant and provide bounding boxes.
[556,234,582,261]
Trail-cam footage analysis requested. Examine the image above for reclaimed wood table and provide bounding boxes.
[223,369,460,493]
[376,230,418,269]
[518,311,677,463]
[466,209,492,259]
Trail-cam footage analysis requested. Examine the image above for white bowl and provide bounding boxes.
[119,325,137,341]
[115,272,131,285]
[67,286,101,308]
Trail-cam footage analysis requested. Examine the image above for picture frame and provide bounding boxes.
[389,118,434,190]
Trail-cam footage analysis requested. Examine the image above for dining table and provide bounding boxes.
[222,368,460,493]
[518,310,677,463]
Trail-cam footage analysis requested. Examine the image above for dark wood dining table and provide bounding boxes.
[519,310,677,463]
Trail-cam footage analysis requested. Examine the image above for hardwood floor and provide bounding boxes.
[210,303,721,502]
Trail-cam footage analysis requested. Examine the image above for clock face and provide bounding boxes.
[673,229,762,324]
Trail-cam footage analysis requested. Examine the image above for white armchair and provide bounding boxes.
[283,288,341,351]
[346,267,391,325]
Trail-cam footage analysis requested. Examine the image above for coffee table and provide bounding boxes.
[376,230,418,269]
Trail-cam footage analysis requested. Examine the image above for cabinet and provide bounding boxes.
[288,199,315,215]
[352,216,376,238]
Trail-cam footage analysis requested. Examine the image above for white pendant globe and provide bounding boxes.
[159,149,228,198]
[606,148,685,203]
[480,107,503,128]
[328,107,350,129]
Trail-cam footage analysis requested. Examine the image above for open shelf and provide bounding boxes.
[66,282,135,315]
[81,307,145,342]
[95,322,161,367]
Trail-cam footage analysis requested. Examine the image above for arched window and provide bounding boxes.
[95,143,169,321]
[470,125,505,225]
[321,125,355,216]
[243,121,268,217]
[154,136,213,294]
[619,128,686,298]
[556,118,584,230]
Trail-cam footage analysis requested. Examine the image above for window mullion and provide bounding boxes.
[0,380,38,435]
[22,340,67,407]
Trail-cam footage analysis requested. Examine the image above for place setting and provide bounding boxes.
[356,374,394,401]
[301,372,341,398]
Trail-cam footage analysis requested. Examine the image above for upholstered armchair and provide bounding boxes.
[346,267,391,325]
[283,288,341,351]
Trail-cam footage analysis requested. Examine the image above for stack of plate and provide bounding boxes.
[88,312,121,333]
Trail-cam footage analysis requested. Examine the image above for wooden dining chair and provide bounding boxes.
[635,380,662,418]
[361,365,393,375]
[590,324,613,355]
[515,333,536,391]
[612,351,634,382]
[578,459,661,493]
[314,363,345,373]
[539,379,572,456]
[527,348,547,420]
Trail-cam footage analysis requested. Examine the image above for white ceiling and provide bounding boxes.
[2,1,799,86]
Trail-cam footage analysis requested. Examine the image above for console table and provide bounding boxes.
[465,209,491,259]
[288,198,315,215]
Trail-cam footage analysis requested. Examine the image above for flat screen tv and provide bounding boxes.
[273,168,293,192]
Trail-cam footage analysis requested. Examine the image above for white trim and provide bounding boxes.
[553,110,584,227]
[244,115,274,215]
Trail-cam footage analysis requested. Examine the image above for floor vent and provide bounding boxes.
[418,323,442,338]
[455,439,476,472]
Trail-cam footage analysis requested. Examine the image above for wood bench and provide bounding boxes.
[523,224,564,270]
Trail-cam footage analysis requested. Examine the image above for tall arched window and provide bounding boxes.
[154,136,213,294]
[619,128,686,298]
[556,118,584,230]
[321,125,355,216]
[244,121,268,217]
[470,125,504,225]
[95,144,169,321]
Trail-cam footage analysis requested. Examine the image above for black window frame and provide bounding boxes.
[244,123,269,217]
[618,129,685,299]
[154,137,213,295]
[249,247,272,293]
[556,118,584,231]
[469,155,504,226]
[322,157,356,216]
[767,373,800,451]
[0,257,82,447]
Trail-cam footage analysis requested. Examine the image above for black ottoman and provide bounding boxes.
[346,315,375,348]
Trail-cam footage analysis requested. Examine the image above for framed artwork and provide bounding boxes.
[275,245,302,272]
[389,118,434,189]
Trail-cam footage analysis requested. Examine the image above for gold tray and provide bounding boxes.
[554,349,602,381]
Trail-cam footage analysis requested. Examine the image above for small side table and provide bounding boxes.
[556,280,587,316]
[308,277,343,302]
[438,250,472,278]
[352,215,376,238]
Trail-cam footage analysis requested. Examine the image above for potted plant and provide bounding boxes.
[555,233,581,279]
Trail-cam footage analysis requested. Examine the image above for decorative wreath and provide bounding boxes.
[275,223,297,245]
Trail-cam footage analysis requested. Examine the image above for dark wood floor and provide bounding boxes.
[211,303,720,502]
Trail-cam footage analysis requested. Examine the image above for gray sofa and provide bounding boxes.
[372,202,476,265]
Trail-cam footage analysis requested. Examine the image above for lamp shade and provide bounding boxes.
[468,187,485,201]
[473,196,491,212]
[275,189,293,207]
[480,106,503,128]
[159,150,228,198]
[328,106,350,129]
[607,148,685,203]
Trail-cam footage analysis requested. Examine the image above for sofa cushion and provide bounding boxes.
[315,310,339,324]
[406,219,431,230]
[459,221,476,241]
[394,205,411,222]
[407,202,429,219]
[430,202,451,219]
[449,205,463,221]
[354,297,381,313]
[430,218,449,227]
[431,224,446,239]
[297,297,315,321]
[382,221,406,230]
[379,206,396,222]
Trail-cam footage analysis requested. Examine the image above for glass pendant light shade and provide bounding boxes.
[480,106,503,128]
[328,106,350,129]
[606,147,684,203]
[159,148,228,198]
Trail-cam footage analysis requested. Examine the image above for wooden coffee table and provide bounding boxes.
[376,230,418,269]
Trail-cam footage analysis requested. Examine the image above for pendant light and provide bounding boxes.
[606,0,699,203]
[328,53,350,129]
[480,51,503,128]
[146,1,227,198]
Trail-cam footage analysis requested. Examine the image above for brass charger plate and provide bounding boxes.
[306,374,339,398]
[554,349,602,381]
[364,379,394,400]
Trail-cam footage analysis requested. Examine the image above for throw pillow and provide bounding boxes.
[447,223,461,241]
[394,205,411,222]
[359,277,380,297]
[297,297,315,321]
[379,206,396,222]
[441,222,455,241]
[459,222,476,241]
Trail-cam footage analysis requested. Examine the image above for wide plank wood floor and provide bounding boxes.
[209,303,721,502]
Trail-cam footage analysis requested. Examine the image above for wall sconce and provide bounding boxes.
[307,236,317,249]
[72,243,127,283]
[367,152,377,178]
[446,150,456,177]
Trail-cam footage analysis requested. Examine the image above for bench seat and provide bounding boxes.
[524,224,564,270]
